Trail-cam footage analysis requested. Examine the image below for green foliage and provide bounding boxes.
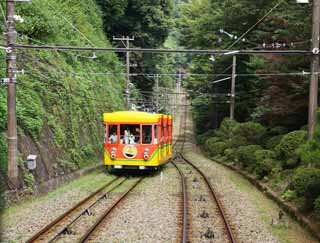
[255,149,276,162]
[0,134,7,172]
[269,126,288,136]
[224,148,237,161]
[229,135,249,148]
[281,189,297,202]
[178,0,311,130]
[290,168,320,209]
[266,135,283,150]
[23,173,35,188]
[97,0,175,92]
[234,122,267,145]
[214,118,239,140]
[206,141,228,157]
[298,112,320,165]
[0,0,127,176]
[197,129,215,145]
[205,137,220,150]
[276,130,307,168]
[16,87,45,138]
[254,158,277,180]
[315,196,320,217]
[0,90,6,131]
[236,145,262,168]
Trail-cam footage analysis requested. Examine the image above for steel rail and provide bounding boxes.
[1,44,311,55]
[25,176,121,243]
[172,161,188,243]
[79,177,144,243]
[47,178,128,243]
[179,153,237,243]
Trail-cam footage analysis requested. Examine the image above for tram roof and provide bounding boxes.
[103,111,171,123]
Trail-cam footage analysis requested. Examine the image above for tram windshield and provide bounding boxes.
[120,124,140,144]
[108,124,118,144]
[142,125,152,144]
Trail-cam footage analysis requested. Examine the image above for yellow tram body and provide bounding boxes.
[103,111,172,170]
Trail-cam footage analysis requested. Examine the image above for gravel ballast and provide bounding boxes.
[90,166,180,243]
[1,170,115,242]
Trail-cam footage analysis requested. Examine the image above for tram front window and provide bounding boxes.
[108,125,118,144]
[142,125,152,144]
[120,124,140,144]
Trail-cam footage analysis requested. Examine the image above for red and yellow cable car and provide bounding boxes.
[103,111,172,171]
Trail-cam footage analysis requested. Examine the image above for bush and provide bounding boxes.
[255,149,276,162]
[281,189,297,202]
[0,134,7,172]
[236,145,262,168]
[214,118,239,140]
[276,130,307,168]
[23,173,35,188]
[298,124,320,166]
[315,196,320,216]
[207,141,228,157]
[229,135,249,148]
[254,158,276,179]
[234,122,267,144]
[205,137,220,151]
[224,148,237,161]
[197,129,215,145]
[266,135,283,150]
[290,168,320,209]
[269,126,288,136]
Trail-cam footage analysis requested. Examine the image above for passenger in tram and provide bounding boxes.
[109,132,118,144]
[124,130,129,144]
[129,133,135,144]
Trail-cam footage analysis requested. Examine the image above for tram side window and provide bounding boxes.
[154,125,158,144]
[142,125,152,144]
[120,124,140,144]
[108,125,118,144]
[104,124,107,144]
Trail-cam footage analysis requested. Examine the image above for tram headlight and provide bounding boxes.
[144,148,150,161]
[111,147,117,160]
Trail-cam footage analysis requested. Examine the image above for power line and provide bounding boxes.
[228,0,285,49]
[47,2,96,47]
[3,44,310,55]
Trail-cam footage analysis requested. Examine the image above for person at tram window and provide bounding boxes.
[124,130,129,144]
[109,132,118,144]
[129,133,135,144]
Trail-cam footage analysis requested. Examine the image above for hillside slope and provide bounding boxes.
[0,0,126,187]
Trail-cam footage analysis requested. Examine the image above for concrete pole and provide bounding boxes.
[230,56,236,120]
[308,0,320,140]
[126,37,130,110]
[7,0,19,188]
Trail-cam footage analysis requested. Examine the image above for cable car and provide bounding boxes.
[103,111,172,171]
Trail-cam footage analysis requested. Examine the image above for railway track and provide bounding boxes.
[79,177,143,242]
[172,94,236,243]
[25,176,143,243]
[172,153,237,243]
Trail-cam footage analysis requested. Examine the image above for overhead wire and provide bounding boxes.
[227,0,285,49]
[47,2,96,47]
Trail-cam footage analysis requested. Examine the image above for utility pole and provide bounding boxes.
[6,0,18,188]
[113,36,134,110]
[308,0,320,140]
[230,55,236,120]
[155,74,159,112]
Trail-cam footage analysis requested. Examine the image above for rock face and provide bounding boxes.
[0,0,126,189]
